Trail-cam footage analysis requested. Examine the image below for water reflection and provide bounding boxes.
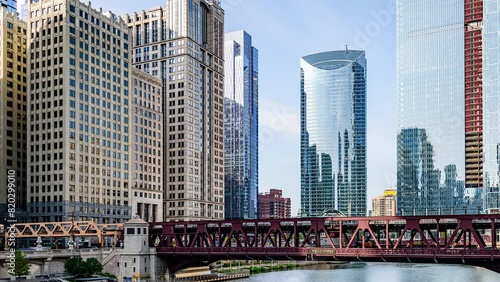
[397,128,483,215]
[243,263,500,282]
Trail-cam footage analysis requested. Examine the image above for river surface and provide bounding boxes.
[240,263,500,282]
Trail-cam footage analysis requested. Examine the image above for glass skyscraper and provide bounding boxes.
[300,50,367,217]
[223,30,258,219]
[2,0,17,13]
[483,0,500,209]
[397,0,500,215]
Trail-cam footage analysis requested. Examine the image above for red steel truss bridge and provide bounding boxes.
[150,214,500,273]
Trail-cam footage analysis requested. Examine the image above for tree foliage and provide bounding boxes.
[11,250,31,277]
[64,256,103,278]
[64,257,85,278]
[84,258,103,277]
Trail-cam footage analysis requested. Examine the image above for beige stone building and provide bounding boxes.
[27,0,132,223]
[372,189,397,216]
[126,0,225,220]
[131,68,163,222]
[0,6,28,219]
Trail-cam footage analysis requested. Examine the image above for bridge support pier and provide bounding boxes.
[117,216,175,282]
[149,255,172,282]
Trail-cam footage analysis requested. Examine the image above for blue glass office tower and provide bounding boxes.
[483,0,500,209]
[300,50,367,217]
[396,0,500,215]
[2,0,16,13]
[223,30,258,219]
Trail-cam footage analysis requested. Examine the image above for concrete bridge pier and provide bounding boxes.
[29,259,49,276]
[24,258,65,278]
[149,255,172,282]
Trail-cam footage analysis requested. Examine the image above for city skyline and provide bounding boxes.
[79,0,395,214]
[15,0,397,215]
[2,1,500,281]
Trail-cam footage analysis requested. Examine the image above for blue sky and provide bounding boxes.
[21,0,397,214]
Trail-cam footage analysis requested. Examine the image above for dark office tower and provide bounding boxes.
[223,30,258,219]
[397,0,500,213]
[300,50,367,217]
[0,6,27,222]
[126,0,225,220]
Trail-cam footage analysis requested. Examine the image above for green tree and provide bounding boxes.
[83,258,103,278]
[64,256,103,278]
[11,250,31,278]
[64,256,85,278]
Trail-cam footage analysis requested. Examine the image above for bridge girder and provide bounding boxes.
[150,214,500,273]
[4,221,123,248]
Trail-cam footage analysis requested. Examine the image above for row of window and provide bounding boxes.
[70,4,127,40]
[30,3,63,18]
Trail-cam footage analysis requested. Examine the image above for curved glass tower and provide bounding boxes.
[300,50,367,217]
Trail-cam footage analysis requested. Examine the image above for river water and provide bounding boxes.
[240,263,500,282]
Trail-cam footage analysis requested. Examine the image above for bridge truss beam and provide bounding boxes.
[4,221,123,248]
[150,215,500,273]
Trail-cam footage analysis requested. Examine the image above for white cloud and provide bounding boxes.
[17,0,26,12]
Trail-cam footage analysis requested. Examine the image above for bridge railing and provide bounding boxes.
[154,246,500,259]
[0,247,114,258]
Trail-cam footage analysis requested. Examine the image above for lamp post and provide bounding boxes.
[67,210,75,250]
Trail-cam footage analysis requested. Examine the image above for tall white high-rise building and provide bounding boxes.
[27,0,132,223]
[126,0,225,220]
[131,68,163,222]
